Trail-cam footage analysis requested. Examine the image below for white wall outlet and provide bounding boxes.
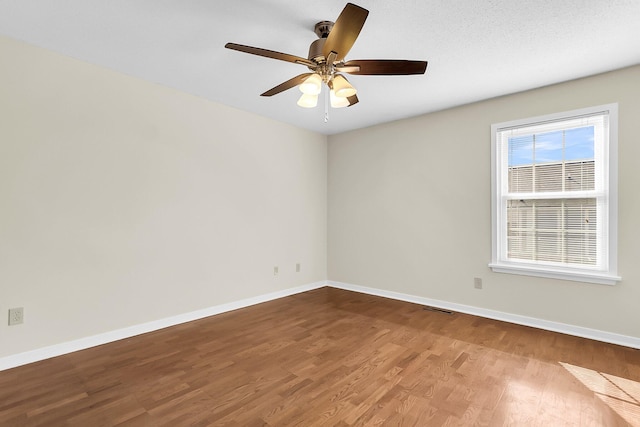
[9,307,24,325]
[296,263,301,272]
[274,266,279,276]
[474,277,483,289]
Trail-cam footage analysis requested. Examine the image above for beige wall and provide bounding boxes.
[328,65,640,338]
[2,32,638,361]
[0,36,327,357]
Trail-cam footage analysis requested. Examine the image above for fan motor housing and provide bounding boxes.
[309,21,334,62]
[308,38,326,62]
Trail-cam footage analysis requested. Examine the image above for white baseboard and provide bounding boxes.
[0,281,326,371]
[328,280,640,350]
[3,279,638,371]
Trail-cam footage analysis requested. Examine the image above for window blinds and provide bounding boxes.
[496,112,609,270]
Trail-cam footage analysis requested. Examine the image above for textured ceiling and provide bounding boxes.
[1,0,639,135]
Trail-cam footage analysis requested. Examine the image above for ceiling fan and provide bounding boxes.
[225,2,428,110]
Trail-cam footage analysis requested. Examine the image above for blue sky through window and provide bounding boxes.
[508,126,594,166]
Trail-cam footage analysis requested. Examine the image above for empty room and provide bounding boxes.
[1,1,639,425]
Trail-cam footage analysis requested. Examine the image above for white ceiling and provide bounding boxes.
[1,1,639,135]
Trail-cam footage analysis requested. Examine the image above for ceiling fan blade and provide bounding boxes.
[225,43,315,67]
[334,65,360,73]
[340,60,428,75]
[322,3,369,61]
[347,95,359,107]
[261,73,314,97]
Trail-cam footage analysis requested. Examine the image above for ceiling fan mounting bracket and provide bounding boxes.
[314,21,334,38]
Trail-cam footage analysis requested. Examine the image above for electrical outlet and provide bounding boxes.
[296,263,301,272]
[274,266,279,276]
[474,277,483,289]
[9,307,24,326]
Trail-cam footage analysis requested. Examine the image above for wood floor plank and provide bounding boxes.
[1,287,639,426]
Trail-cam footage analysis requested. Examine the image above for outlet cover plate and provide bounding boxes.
[9,307,24,325]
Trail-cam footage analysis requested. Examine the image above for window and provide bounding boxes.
[490,104,620,285]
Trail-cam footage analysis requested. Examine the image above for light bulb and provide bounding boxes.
[330,90,349,108]
[332,74,357,98]
[299,74,322,95]
[297,93,318,108]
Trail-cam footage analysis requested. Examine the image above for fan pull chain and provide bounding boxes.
[324,88,329,123]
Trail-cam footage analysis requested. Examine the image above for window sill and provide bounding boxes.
[489,263,621,286]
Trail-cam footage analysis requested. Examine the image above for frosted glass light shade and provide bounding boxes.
[297,93,318,108]
[332,74,356,97]
[330,90,349,108]
[299,74,322,95]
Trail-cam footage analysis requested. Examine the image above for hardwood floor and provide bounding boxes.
[1,287,639,426]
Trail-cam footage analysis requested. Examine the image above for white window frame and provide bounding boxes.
[490,104,620,285]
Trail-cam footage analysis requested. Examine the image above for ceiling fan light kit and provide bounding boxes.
[297,93,319,108]
[225,3,428,113]
[331,74,356,98]
[330,90,350,108]
[299,73,323,95]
